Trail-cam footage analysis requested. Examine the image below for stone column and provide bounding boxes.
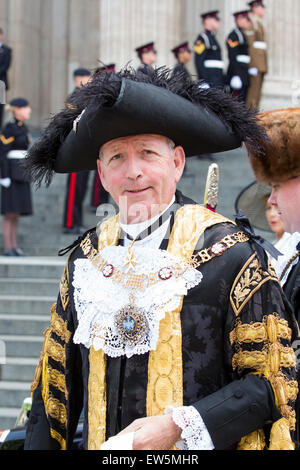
[98,0,183,71]
[68,0,101,93]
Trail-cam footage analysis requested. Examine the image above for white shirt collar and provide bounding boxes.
[120,195,176,242]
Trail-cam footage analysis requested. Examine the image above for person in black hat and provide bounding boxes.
[171,42,192,80]
[194,11,225,89]
[0,98,32,256]
[62,68,92,235]
[24,68,297,451]
[0,28,12,129]
[245,0,268,110]
[135,42,157,75]
[226,11,252,103]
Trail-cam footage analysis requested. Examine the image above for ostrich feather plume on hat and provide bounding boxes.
[25,66,268,187]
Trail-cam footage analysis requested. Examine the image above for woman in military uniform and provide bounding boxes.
[0,97,33,256]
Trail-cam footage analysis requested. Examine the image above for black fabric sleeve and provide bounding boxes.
[193,374,281,450]
[24,384,60,450]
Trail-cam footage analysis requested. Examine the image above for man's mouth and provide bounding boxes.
[125,187,150,194]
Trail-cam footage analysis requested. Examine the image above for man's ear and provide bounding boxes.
[173,146,186,183]
[96,158,109,192]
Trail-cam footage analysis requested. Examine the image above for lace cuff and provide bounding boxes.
[170,406,215,450]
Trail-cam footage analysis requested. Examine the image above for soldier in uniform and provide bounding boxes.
[194,11,224,89]
[24,68,297,451]
[0,98,32,256]
[0,28,12,129]
[226,11,252,103]
[245,0,268,111]
[63,68,92,235]
[171,42,192,80]
[135,42,157,75]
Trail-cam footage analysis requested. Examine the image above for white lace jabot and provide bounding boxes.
[72,245,202,358]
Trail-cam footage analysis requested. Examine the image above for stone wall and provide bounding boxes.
[0,0,299,129]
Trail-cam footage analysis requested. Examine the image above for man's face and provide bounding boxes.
[268,176,300,234]
[204,17,220,32]
[236,16,252,30]
[253,5,266,18]
[141,50,157,66]
[74,75,91,88]
[178,50,192,65]
[97,134,185,224]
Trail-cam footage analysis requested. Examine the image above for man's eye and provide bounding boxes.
[111,154,121,161]
[143,149,154,155]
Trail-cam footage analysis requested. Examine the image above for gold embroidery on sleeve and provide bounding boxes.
[59,266,70,311]
[50,303,72,343]
[230,254,279,317]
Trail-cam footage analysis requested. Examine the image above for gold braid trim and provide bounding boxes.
[47,365,68,399]
[45,337,66,368]
[268,418,295,450]
[46,397,67,426]
[50,429,66,451]
[88,214,120,450]
[30,328,51,394]
[237,313,297,450]
[237,429,266,450]
[50,303,72,343]
[230,316,292,346]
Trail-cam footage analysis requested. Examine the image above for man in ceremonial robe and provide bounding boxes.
[24,68,298,451]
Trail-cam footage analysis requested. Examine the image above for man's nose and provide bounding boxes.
[268,191,276,206]
[125,154,143,179]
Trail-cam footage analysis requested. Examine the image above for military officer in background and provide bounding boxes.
[194,11,224,89]
[245,0,268,110]
[171,42,192,80]
[136,42,157,75]
[226,10,252,103]
[63,68,92,235]
[0,28,12,129]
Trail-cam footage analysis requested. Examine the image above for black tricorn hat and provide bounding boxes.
[25,67,267,186]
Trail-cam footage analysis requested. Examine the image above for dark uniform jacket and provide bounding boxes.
[24,192,298,450]
[0,119,32,216]
[172,63,191,80]
[137,64,153,76]
[194,30,224,89]
[0,43,12,90]
[226,27,250,102]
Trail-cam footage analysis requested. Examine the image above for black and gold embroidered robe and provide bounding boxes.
[25,193,298,450]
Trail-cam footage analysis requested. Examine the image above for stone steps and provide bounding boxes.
[0,278,59,296]
[0,257,63,430]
